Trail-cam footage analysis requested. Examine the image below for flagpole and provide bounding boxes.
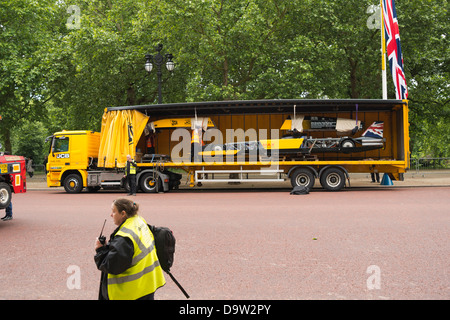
[380,0,388,99]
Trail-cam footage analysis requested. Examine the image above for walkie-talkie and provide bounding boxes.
[98,219,107,245]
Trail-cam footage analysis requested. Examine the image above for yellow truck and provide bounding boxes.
[46,99,410,192]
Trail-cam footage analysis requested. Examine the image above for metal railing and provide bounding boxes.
[410,158,450,175]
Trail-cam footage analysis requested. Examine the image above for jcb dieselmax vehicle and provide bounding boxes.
[46,99,410,193]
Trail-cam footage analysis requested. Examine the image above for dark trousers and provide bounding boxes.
[371,172,380,183]
[5,202,12,217]
[127,174,137,195]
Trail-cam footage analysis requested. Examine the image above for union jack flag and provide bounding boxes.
[382,0,408,99]
[362,121,384,139]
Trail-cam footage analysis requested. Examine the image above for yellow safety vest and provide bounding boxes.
[127,161,137,175]
[108,216,166,300]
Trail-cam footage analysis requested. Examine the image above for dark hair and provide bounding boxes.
[113,198,139,218]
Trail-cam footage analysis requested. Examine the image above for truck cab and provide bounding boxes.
[0,150,27,209]
[46,130,101,192]
[46,130,181,193]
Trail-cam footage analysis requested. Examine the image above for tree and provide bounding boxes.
[11,121,48,165]
[152,0,303,101]
[397,0,449,157]
[2,0,448,159]
[0,0,56,152]
[153,0,388,100]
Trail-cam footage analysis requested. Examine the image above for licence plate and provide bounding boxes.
[0,164,7,173]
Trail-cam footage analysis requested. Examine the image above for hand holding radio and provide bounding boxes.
[95,219,107,250]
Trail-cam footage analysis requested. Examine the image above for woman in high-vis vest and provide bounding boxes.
[94,198,166,300]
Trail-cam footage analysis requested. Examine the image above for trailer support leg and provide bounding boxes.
[189,171,195,188]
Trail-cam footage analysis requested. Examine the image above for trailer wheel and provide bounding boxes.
[290,168,315,190]
[320,167,345,191]
[140,172,162,193]
[0,182,12,209]
[63,174,83,193]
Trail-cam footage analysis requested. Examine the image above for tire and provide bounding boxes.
[0,182,12,209]
[121,177,130,193]
[63,174,83,193]
[139,172,161,193]
[340,138,355,148]
[320,167,345,191]
[290,168,315,190]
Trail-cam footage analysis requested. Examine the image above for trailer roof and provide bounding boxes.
[107,99,407,117]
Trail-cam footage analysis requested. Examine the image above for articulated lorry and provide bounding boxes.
[46,99,410,193]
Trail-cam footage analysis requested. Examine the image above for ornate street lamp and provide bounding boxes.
[145,44,175,104]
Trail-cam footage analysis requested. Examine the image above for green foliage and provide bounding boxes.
[0,0,448,160]
[0,0,57,151]
[398,0,449,157]
[11,121,48,164]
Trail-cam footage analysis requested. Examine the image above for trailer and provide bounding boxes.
[46,99,410,192]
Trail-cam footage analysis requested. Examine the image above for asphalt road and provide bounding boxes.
[0,186,449,300]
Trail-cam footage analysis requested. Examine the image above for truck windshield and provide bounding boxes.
[53,137,69,152]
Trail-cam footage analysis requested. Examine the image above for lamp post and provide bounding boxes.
[145,44,175,104]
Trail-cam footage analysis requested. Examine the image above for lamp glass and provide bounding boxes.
[145,62,153,73]
[166,61,174,72]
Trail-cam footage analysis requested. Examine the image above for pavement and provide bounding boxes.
[1,186,449,300]
[1,170,448,301]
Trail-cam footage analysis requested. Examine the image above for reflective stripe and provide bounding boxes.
[120,226,155,266]
[108,260,161,285]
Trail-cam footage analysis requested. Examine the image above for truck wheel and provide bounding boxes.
[320,167,345,191]
[0,182,12,209]
[63,174,83,193]
[290,168,315,190]
[139,172,161,193]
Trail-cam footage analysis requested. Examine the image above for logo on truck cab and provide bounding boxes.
[56,154,70,159]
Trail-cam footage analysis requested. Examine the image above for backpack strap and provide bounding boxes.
[167,271,190,299]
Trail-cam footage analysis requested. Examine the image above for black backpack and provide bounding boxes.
[148,225,175,272]
[148,225,189,299]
